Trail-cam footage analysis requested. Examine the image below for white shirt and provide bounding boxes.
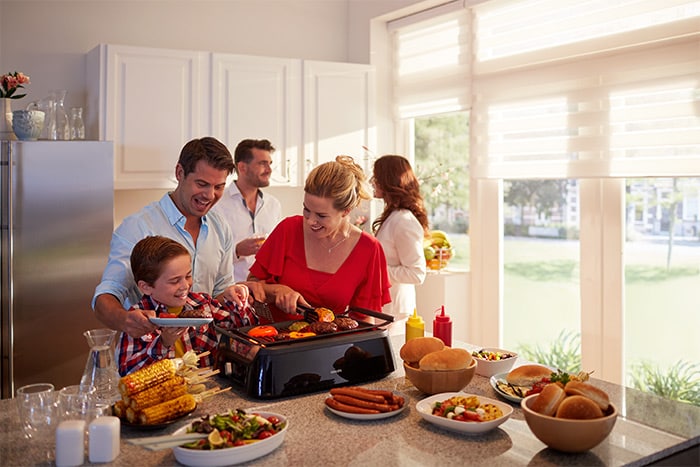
[213,181,282,282]
[375,209,427,318]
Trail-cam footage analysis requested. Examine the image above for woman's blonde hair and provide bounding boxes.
[304,155,370,212]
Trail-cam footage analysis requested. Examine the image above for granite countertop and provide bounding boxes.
[1,334,698,466]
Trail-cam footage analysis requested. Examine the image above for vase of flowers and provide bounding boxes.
[1,71,31,140]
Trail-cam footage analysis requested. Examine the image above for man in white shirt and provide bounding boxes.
[213,139,282,283]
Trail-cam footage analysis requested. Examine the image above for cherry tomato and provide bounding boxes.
[257,430,274,440]
[266,416,280,425]
[233,439,245,446]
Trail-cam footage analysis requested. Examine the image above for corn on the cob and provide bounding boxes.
[112,400,127,418]
[119,359,176,397]
[127,376,187,411]
[138,393,196,425]
[125,407,139,424]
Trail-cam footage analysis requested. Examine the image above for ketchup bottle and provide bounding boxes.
[433,305,452,346]
[405,308,425,343]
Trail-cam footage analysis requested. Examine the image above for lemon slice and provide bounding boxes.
[207,429,224,448]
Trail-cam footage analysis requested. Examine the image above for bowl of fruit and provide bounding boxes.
[424,230,454,271]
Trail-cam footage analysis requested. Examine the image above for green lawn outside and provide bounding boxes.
[444,234,700,385]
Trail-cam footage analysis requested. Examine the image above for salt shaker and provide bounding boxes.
[55,420,86,467]
[88,416,120,463]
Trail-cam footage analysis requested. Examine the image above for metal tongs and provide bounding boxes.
[296,304,394,325]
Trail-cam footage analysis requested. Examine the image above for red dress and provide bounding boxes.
[250,216,391,322]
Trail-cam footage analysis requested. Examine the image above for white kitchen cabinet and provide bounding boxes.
[87,44,209,189]
[88,45,375,189]
[303,60,376,175]
[211,54,301,186]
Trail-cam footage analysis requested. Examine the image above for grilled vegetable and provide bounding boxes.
[112,399,127,418]
[126,376,187,411]
[119,359,177,396]
[138,393,197,425]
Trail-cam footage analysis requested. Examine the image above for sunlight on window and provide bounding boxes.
[397,19,461,76]
[610,83,700,159]
[487,98,571,162]
[475,0,700,61]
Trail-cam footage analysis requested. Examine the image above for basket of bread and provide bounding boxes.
[400,337,477,394]
[521,380,618,453]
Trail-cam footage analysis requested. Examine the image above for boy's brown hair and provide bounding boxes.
[130,236,190,285]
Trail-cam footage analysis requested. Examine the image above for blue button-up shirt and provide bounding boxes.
[92,193,234,310]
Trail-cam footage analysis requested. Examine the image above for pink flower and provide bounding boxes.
[0,71,31,99]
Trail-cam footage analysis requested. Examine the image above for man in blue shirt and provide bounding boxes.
[93,137,249,337]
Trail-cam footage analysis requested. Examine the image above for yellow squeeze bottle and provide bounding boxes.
[405,309,425,343]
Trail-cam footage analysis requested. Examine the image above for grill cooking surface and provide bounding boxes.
[224,311,390,347]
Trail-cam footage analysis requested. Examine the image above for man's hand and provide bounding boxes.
[95,294,158,338]
[221,283,249,308]
[236,236,266,258]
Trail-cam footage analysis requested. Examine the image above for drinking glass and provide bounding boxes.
[16,383,58,461]
[58,384,96,422]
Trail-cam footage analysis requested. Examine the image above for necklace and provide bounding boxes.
[326,228,350,254]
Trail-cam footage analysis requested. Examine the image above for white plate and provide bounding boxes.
[171,411,287,467]
[149,317,213,327]
[416,392,513,434]
[490,372,524,403]
[325,392,407,420]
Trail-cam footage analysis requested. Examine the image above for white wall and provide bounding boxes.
[0,0,420,222]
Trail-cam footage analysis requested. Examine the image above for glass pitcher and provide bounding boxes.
[26,96,55,140]
[80,329,120,406]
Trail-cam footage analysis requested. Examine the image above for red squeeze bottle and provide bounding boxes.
[433,305,452,346]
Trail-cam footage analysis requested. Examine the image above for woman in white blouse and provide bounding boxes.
[371,155,429,319]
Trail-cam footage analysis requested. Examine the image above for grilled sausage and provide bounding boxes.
[325,397,380,414]
[332,394,394,412]
[330,388,386,403]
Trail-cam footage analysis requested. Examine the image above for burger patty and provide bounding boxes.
[179,307,211,318]
[333,317,358,330]
[308,321,338,334]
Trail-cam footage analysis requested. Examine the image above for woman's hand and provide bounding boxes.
[273,285,311,314]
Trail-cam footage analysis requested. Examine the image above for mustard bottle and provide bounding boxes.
[405,308,425,343]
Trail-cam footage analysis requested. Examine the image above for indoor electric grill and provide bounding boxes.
[216,307,396,399]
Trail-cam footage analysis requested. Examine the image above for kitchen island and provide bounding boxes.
[1,334,698,466]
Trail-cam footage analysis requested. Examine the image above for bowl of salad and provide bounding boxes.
[471,348,517,378]
[172,409,288,467]
[416,392,513,434]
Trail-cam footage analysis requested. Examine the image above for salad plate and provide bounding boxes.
[149,317,213,327]
[416,392,513,434]
[172,411,288,466]
[325,391,407,421]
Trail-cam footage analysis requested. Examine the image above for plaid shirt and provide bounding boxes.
[116,292,258,376]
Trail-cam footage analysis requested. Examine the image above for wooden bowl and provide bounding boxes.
[403,359,477,395]
[521,394,618,453]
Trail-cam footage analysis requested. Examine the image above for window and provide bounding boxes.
[373,0,700,403]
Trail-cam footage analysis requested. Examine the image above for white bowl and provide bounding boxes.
[471,348,518,378]
[172,411,288,466]
[416,392,513,434]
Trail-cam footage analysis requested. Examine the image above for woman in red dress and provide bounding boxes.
[248,156,391,322]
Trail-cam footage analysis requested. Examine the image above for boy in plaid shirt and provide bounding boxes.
[116,235,258,375]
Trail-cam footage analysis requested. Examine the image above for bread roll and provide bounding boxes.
[564,381,610,411]
[506,364,552,386]
[530,383,566,416]
[555,395,604,419]
[419,347,472,371]
[400,337,445,364]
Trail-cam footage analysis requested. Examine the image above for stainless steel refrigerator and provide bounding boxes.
[1,140,114,399]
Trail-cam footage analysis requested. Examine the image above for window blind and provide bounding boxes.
[390,2,471,118]
[469,0,700,179]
